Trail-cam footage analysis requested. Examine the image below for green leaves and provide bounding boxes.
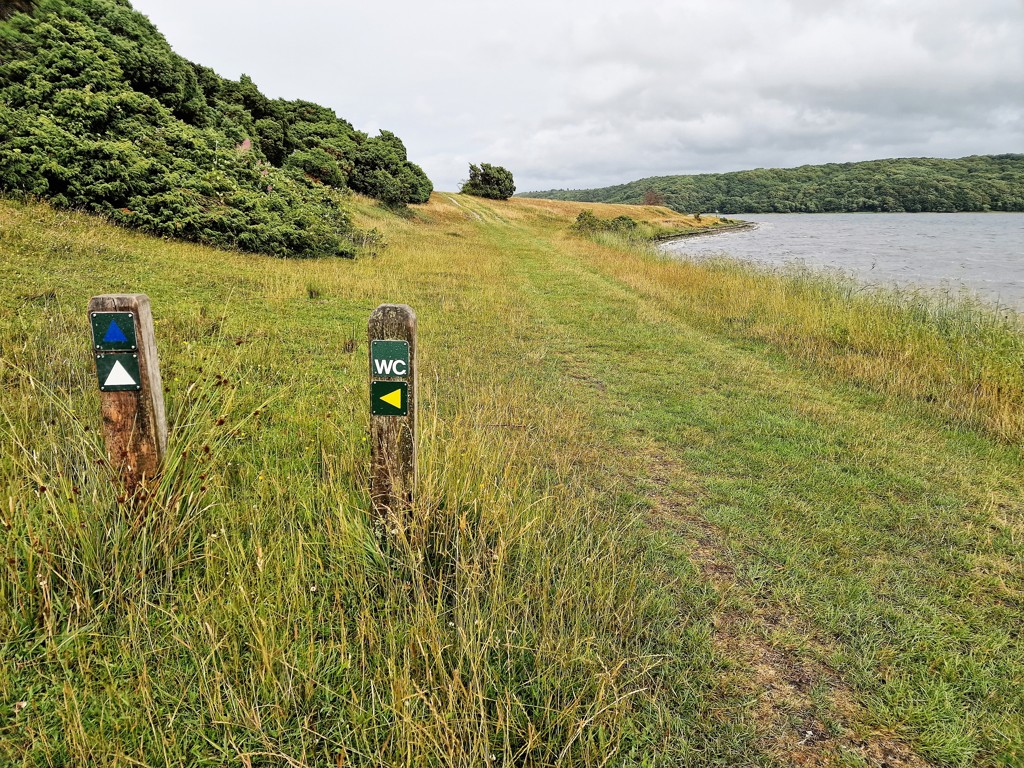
[530,155,1024,214]
[348,130,433,206]
[0,0,433,256]
[461,162,515,200]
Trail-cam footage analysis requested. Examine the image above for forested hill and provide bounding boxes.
[524,155,1024,214]
[0,0,432,257]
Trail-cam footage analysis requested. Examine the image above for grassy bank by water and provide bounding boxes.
[1,195,1022,766]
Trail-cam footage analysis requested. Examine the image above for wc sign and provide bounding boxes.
[370,340,410,417]
[371,340,409,377]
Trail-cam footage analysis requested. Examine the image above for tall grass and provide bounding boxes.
[0,198,693,766]
[5,193,1020,765]
[578,239,1024,442]
[0,357,669,765]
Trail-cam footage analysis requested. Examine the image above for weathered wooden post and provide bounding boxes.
[368,304,417,519]
[88,294,167,494]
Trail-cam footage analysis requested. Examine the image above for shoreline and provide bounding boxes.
[653,220,757,242]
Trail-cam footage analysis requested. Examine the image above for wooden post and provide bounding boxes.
[88,294,167,494]
[368,304,417,520]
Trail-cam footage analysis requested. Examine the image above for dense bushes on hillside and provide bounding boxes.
[569,210,638,235]
[526,155,1024,214]
[0,0,433,256]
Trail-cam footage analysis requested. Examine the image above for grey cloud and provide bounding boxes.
[131,0,1023,191]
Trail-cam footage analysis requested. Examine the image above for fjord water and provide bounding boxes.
[661,213,1024,309]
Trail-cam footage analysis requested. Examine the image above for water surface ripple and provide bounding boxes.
[660,213,1024,310]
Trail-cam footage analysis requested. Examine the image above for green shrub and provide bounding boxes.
[284,148,347,187]
[461,162,515,200]
[570,211,640,235]
[349,131,432,206]
[0,0,433,256]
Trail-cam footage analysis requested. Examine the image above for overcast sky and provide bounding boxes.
[131,0,1023,193]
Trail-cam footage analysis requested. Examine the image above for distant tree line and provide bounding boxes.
[524,155,1024,214]
[0,0,433,257]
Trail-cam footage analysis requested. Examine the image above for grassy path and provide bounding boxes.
[1,195,1021,766]
[478,205,1024,766]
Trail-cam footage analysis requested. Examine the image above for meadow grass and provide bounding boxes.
[583,241,1024,442]
[1,195,1022,766]
[505,221,1023,766]
[0,197,750,766]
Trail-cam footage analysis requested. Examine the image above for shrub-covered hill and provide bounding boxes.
[0,0,432,257]
[524,154,1024,214]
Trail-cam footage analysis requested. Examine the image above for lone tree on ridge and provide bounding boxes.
[461,163,515,200]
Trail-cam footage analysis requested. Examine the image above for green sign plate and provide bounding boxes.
[371,380,408,416]
[91,311,138,352]
[95,352,142,392]
[371,340,409,378]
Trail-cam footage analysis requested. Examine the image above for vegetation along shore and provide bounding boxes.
[652,219,757,241]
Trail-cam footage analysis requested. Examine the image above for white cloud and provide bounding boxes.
[131,0,1024,191]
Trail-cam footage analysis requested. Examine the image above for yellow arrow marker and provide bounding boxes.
[380,387,403,410]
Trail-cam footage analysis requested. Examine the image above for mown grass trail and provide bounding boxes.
[1,195,1021,767]
[487,208,1024,766]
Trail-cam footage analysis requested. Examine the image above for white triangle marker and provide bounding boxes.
[104,360,137,387]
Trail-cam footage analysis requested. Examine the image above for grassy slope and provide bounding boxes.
[0,195,1022,767]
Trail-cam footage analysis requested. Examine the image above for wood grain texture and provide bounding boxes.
[368,304,417,521]
[88,294,167,493]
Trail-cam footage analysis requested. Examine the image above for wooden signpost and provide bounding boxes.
[368,304,417,518]
[88,294,167,494]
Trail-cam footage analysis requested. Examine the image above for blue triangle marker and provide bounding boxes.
[103,320,129,344]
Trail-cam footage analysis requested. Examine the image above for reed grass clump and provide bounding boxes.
[0,355,670,764]
[582,240,1024,442]
[696,262,1024,441]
